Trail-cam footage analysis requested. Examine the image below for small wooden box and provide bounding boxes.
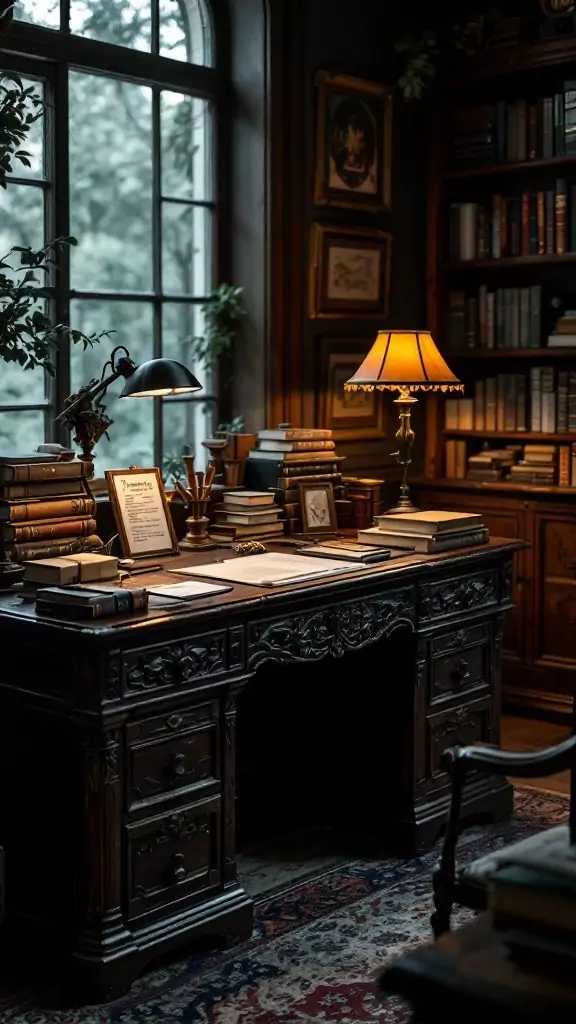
[24,553,118,585]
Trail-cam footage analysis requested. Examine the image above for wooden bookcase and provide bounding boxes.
[418,33,576,723]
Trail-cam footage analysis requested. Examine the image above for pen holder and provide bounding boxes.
[179,499,216,551]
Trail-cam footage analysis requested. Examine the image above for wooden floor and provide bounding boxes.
[502,714,570,795]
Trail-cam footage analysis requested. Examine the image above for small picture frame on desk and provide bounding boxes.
[299,480,338,536]
[106,467,178,559]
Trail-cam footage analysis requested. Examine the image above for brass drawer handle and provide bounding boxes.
[166,713,184,730]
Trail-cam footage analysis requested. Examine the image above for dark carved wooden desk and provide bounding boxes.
[0,539,520,998]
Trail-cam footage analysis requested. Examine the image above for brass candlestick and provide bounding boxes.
[178,462,217,550]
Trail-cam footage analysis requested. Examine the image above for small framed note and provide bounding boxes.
[106,467,178,559]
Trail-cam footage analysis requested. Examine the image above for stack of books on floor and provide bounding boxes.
[0,453,101,564]
[489,828,576,976]
[356,510,489,554]
[508,444,557,486]
[243,426,350,534]
[209,490,284,545]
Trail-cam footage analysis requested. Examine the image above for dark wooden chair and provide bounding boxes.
[430,733,576,938]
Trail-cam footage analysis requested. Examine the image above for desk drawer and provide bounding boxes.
[126,797,221,921]
[426,696,491,779]
[430,627,491,704]
[126,702,219,810]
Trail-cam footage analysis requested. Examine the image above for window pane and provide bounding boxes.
[69,73,153,292]
[163,399,214,471]
[159,0,211,65]
[2,363,45,405]
[0,183,44,284]
[14,0,59,29]
[70,0,151,51]
[0,410,46,452]
[162,203,211,296]
[6,78,45,181]
[161,93,211,201]
[70,300,154,473]
[162,301,210,391]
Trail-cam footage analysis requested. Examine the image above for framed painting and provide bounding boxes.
[314,71,392,212]
[299,480,338,536]
[318,338,387,441]
[309,223,392,319]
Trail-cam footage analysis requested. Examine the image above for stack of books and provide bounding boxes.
[357,510,489,554]
[209,490,284,546]
[466,447,520,482]
[547,310,576,348]
[343,477,384,530]
[508,444,557,486]
[489,828,576,975]
[0,453,101,563]
[243,426,348,535]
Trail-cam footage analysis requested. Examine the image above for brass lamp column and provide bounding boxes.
[345,330,463,515]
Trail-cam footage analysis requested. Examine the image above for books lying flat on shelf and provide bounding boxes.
[358,525,489,553]
[297,541,391,563]
[373,510,484,535]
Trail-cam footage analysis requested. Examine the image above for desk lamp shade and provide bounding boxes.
[344,330,462,515]
[344,330,463,393]
[119,358,203,398]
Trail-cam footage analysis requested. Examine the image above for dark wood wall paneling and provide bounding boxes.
[229,0,429,476]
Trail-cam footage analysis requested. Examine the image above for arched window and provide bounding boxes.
[0,0,220,473]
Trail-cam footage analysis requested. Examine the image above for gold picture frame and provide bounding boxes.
[318,337,387,441]
[299,480,338,536]
[309,223,392,319]
[314,71,392,213]
[106,467,178,559]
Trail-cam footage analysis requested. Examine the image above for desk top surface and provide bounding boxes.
[0,538,522,638]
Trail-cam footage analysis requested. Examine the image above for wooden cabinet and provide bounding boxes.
[417,484,576,721]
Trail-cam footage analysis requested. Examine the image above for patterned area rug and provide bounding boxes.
[1,787,568,1024]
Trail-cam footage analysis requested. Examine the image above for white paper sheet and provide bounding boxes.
[169,552,361,587]
[147,580,232,599]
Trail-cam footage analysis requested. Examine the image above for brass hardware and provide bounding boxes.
[166,714,184,730]
[171,853,186,882]
[171,752,186,776]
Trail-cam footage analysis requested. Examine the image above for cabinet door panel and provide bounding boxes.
[417,490,524,662]
[533,512,576,667]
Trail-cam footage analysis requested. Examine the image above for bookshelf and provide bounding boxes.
[420,31,576,724]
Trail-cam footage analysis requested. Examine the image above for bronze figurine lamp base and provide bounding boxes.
[344,330,463,516]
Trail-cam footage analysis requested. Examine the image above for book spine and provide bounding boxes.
[558,370,569,433]
[506,102,517,162]
[485,378,497,430]
[565,81,576,154]
[528,103,538,159]
[555,178,567,254]
[516,98,527,161]
[280,451,340,463]
[519,288,530,349]
[287,440,335,451]
[495,100,507,163]
[466,297,477,348]
[529,285,541,348]
[515,373,527,431]
[521,193,530,256]
[529,193,538,255]
[1,480,87,500]
[0,496,97,523]
[430,528,489,552]
[559,445,571,486]
[542,96,554,158]
[569,371,576,432]
[474,380,485,431]
[0,461,89,484]
[459,203,478,260]
[554,92,565,156]
[537,191,545,255]
[277,473,342,487]
[530,367,542,432]
[492,195,502,257]
[545,189,555,254]
[1,517,97,544]
[6,534,102,561]
[280,460,341,474]
[541,367,556,433]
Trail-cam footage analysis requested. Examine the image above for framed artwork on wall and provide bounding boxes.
[318,337,387,441]
[314,71,392,212]
[309,223,392,319]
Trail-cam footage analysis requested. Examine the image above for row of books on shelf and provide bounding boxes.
[449,183,574,262]
[451,87,576,169]
[445,367,576,434]
[446,441,576,487]
[446,286,542,350]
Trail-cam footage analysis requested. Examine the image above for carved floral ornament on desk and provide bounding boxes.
[345,330,463,515]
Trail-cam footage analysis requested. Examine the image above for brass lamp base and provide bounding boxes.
[383,389,419,516]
